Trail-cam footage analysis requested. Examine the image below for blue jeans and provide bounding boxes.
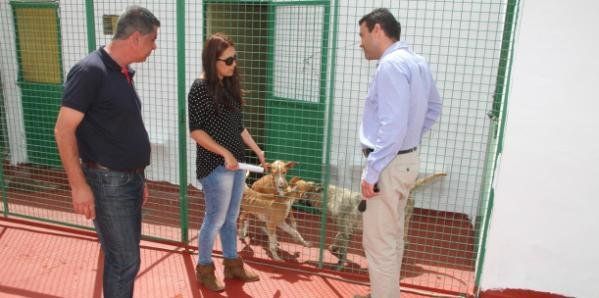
[84,167,144,298]
[198,166,245,265]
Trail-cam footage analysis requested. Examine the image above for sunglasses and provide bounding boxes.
[217,55,237,66]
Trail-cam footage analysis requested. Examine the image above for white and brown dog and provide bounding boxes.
[238,160,311,261]
[251,160,297,196]
[301,172,447,267]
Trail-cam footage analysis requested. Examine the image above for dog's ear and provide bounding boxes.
[286,161,298,169]
[289,176,301,185]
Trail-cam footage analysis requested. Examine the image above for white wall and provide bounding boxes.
[480,1,599,297]
[0,0,26,165]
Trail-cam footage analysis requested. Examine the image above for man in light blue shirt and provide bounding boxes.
[355,8,442,298]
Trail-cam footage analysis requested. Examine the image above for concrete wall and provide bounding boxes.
[480,1,599,297]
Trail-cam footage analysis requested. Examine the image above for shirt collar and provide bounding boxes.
[98,46,136,77]
[381,41,409,60]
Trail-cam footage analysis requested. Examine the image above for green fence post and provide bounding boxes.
[177,0,189,244]
[474,0,521,291]
[84,0,96,53]
[0,73,7,217]
[318,0,338,269]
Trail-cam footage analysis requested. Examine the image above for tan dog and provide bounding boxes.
[239,166,311,261]
[249,160,302,232]
[251,160,297,196]
[302,172,447,267]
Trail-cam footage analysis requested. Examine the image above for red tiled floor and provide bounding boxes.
[0,218,444,298]
[1,164,476,296]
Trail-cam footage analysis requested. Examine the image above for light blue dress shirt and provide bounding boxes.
[360,41,442,184]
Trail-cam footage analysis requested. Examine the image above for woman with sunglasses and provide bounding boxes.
[188,33,265,292]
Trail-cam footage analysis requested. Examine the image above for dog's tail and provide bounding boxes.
[413,172,446,191]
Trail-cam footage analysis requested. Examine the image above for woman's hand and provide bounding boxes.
[256,150,267,169]
[256,150,269,172]
[223,151,239,170]
[241,129,267,171]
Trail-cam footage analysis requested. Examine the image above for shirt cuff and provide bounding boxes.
[362,167,380,185]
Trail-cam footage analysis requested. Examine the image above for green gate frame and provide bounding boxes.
[203,0,330,183]
[10,0,63,167]
[264,1,330,183]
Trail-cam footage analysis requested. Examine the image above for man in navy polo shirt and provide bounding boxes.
[54,5,159,297]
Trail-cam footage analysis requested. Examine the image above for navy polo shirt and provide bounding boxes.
[61,47,151,171]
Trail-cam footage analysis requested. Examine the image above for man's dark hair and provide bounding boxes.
[113,5,160,40]
[359,8,401,41]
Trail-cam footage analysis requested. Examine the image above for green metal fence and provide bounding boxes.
[0,0,519,296]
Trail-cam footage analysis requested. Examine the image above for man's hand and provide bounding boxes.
[71,184,95,220]
[143,182,149,206]
[56,107,94,219]
[361,179,376,199]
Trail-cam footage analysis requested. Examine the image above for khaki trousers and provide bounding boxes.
[362,151,419,298]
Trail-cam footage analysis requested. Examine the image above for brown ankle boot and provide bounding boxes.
[195,263,225,292]
[223,257,260,282]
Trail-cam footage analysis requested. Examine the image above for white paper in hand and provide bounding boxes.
[238,163,264,173]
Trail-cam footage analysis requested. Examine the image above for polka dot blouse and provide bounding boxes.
[188,79,245,179]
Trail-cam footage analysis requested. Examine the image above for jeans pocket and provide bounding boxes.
[101,172,143,200]
[101,171,134,187]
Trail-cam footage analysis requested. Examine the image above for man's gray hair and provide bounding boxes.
[113,5,160,40]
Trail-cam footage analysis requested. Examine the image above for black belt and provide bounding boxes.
[82,161,145,174]
[362,147,417,158]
